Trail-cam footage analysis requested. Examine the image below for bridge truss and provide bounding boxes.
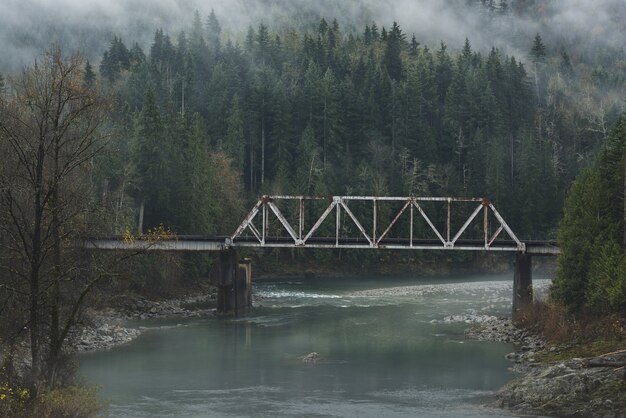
[231,196,526,252]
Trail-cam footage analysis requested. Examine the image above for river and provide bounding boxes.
[80,273,545,417]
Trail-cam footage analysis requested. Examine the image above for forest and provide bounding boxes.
[0,0,625,415]
[86,4,623,240]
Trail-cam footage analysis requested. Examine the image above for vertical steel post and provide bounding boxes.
[447,198,451,244]
[484,205,488,248]
[410,203,414,247]
[262,202,266,244]
[373,199,377,244]
[336,202,341,247]
[299,197,304,240]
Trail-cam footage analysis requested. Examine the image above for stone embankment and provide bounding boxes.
[497,354,626,418]
[462,316,626,417]
[70,293,216,352]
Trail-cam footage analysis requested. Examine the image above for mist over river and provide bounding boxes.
[79,274,550,417]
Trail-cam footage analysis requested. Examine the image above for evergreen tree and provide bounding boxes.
[364,25,372,45]
[222,94,245,172]
[206,9,222,46]
[553,114,626,313]
[409,35,420,56]
[529,33,546,63]
[129,42,146,70]
[383,22,404,81]
[553,168,606,310]
[256,23,271,65]
[131,89,171,230]
[370,23,379,40]
[83,61,96,87]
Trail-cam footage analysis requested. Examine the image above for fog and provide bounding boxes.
[0,0,624,73]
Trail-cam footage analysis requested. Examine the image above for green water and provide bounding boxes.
[79,274,534,417]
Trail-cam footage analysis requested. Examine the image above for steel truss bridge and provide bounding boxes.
[85,196,559,256]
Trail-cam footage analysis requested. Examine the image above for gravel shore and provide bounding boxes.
[69,292,216,352]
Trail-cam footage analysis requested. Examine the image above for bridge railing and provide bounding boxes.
[231,195,525,252]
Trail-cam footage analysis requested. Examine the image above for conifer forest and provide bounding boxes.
[0,1,625,416]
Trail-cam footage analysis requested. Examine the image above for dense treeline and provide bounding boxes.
[92,6,623,243]
[553,113,626,314]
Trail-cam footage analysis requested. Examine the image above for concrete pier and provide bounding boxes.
[512,253,533,321]
[212,250,252,315]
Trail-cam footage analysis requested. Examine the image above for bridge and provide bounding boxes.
[84,196,560,317]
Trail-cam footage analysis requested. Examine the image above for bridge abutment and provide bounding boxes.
[512,253,533,321]
[212,249,252,315]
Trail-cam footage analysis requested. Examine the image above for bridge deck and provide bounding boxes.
[83,236,560,255]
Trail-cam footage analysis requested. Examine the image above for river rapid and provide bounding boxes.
[79,273,547,417]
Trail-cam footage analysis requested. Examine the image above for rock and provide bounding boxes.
[300,352,321,364]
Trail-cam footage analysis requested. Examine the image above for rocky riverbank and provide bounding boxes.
[497,354,626,417]
[69,292,216,352]
[464,316,626,417]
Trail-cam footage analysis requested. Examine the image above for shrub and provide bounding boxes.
[29,386,104,418]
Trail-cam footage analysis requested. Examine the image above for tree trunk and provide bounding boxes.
[29,141,46,392]
[138,198,145,235]
[261,118,265,186]
[323,97,327,170]
[249,134,254,193]
[48,142,62,387]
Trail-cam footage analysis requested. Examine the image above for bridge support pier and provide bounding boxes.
[512,253,533,322]
[212,249,252,315]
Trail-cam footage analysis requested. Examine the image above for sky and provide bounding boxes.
[0,0,624,73]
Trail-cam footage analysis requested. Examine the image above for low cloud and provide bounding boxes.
[1,0,624,73]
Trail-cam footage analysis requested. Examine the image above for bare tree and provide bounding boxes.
[0,47,111,392]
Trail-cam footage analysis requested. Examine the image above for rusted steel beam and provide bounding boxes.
[489,225,504,247]
[267,201,300,244]
[303,199,338,242]
[340,199,373,246]
[230,198,264,240]
[483,206,489,248]
[261,195,484,202]
[451,203,483,245]
[336,202,340,247]
[299,197,304,240]
[410,204,414,247]
[489,204,524,251]
[376,200,411,245]
[412,202,446,245]
[447,198,451,244]
[247,221,262,243]
[229,195,536,253]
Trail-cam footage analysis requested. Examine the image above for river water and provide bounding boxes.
[80,273,542,417]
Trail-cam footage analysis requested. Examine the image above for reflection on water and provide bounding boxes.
[80,273,540,417]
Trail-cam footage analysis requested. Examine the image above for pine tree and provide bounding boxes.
[409,35,420,56]
[529,33,546,63]
[364,25,372,45]
[99,51,116,82]
[553,168,606,310]
[553,113,626,313]
[83,61,96,87]
[371,23,379,40]
[245,26,256,54]
[206,9,222,46]
[256,23,270,65]
[383,22,404,81]
[222,95,245,171]
[132,89,170,231]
